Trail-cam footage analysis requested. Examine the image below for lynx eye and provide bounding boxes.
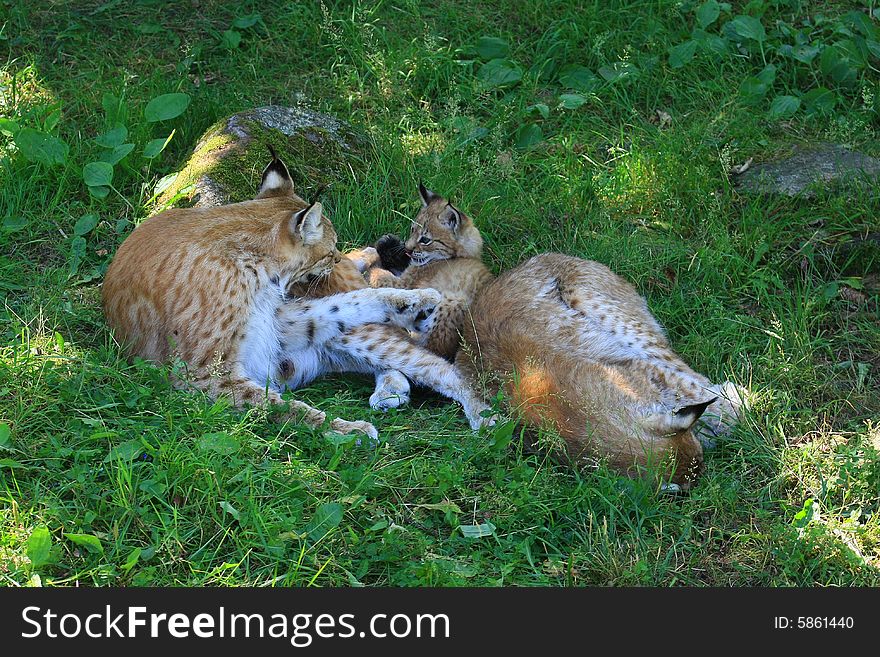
[418,236,433,245]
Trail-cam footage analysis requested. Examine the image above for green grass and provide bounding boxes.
[1,0,879,586]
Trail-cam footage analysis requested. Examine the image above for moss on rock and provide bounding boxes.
[157,105,367,209]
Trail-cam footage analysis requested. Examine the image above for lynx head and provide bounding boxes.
[403,183,483,266]
[257,146,341,284]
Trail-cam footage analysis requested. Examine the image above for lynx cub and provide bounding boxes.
[103,149,490,439]
[456,253,746,488]
[363,185,493,410]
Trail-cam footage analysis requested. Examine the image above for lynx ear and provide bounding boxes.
[257,145,294,199]
[290,202,324,245]
[639,398,717,435]
[439,204,461,232]
[418,182,439,207]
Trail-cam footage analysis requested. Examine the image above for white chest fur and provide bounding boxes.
[239,284,283,389]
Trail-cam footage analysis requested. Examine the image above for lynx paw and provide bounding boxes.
[388,288,442,331]
[345,246,380,274]
[329,417,379,444]
[467,403,498,431]
[369,371,411,411]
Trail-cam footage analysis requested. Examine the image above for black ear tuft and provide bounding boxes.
[375,234,411,275]
[308,184,329,206]
[674,397,717,424]
[418,182,438,207]
[257,145,294,198]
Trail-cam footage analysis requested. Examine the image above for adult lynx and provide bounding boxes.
[457,253,745,488]
[103,150,490,439]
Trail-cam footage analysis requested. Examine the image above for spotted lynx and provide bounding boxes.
[456,253,746,489]
[103,149,491,439]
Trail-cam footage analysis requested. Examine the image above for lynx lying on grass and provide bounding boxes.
[102,149,491,440]
[456,253,746,489]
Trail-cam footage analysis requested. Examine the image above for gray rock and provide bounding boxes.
[735,144,880,197]
[157,104,364,209]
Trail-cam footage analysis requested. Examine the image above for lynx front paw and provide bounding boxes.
[329,417,379,443]
[346,246,380,274]
[370,371,411,411]
[388,288,442,331]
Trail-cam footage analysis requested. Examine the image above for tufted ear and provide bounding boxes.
[418,182,440,207]
[257,144,294,199]
[289,202,324,245]
[639,398,717,435]
[439,204,461,232]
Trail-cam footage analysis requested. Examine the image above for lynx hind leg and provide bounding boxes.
[422,293,469,360]
[186,370,326,427]
[330,324,493,430]
[369,370,412,411]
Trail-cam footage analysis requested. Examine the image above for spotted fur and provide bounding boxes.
[456,252,746,488]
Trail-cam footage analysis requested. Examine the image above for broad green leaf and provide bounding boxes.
[738,76,769,102]
[65,533,104,554]
[153,172,178,196]
[94,125,128,148]
[88,186,110,199]
[100,143,134,165]
[820,45,856,85]
[27,526,53,567]
[514,123,543,149]
[418,501,463,514]
[0,458,27,469]
[121,548,141,573]
[669,40,698,68]
[144,93,191,122]
[219,501,241,521]
[103,439,144,463]
[221,29,241,49]
[756,63,776,85]
[559,93,587,109]
[74,214,99,236]
[475,36,509,60]
[459,522,496,538]
[476,58,523,89]
[143,130,175,159]
[305,502,344,542]
[197,432,240,455]
[558,64,598,92]
[69,236,87,275]
[768,95,800,119]
[232,13,261,29]
[693,30,730,55]
[0,117,19,137]
[0,422,9,447]
[730,15,765,42]
[83,161,113,187]
[802,87,837,115]
[598,61,637,82]
[15,128,69,166]
[696,0,720,29]
[526,103,550,119]
[790,44,821,64]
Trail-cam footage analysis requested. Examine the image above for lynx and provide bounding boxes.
[456,252,746,489]
[361,185,494,410]
[102,149,491,439]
